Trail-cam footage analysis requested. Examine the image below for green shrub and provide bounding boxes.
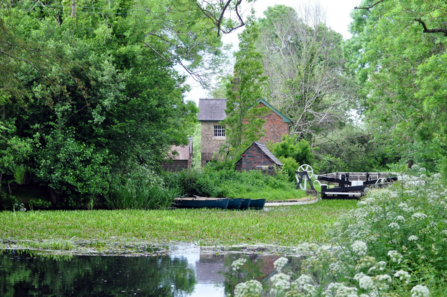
[278,156,299,182]
[28,199,52,210]
[105,167,179,209]
[163,167,300,200]
[0,193,19,211]
[270,135,314,166]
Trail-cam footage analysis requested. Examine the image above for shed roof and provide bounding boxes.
[198,99,227,121]
[237,141,283,166]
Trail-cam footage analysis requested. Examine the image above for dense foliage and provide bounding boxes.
[162,167,305,201]
[231,170,447,296]
[0,0,232,207]
[349,0,447,172]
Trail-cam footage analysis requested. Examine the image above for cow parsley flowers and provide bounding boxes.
[230,169,445,297]
[352,240,368,256]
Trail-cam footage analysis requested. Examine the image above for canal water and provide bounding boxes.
[0,247,302,296]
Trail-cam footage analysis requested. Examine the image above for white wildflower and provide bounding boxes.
[294,274,313,287]
[374,274,392,290]
[368,260,387,273]
[394,270,411,284]
[357,201,367,207]
[234,280,263,297]
[412,213,427,220]
[441,230,447,236]
[394,216,406,223]
[408,235,419,242]
[329,262,342,273]
[388,222,400,229]
[336,285,358,297]
[411,285,430,297]
[388,250,403,264]
[352,240,368,256]
[433,173,442,179]
[273,257,288,272]
[231,258,247,271]
[357,274,374,290]
[270,273,291,295]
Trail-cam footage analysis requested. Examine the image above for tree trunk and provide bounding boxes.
[71,0,76,18]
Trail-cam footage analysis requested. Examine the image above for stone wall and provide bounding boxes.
[201,121,226,166]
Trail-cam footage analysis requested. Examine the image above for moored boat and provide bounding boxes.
[249,198,266,210]
[173,198,229,209]
[239,198,251,210]
[227,198,243,210]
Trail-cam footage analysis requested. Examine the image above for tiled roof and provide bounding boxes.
[197,98,292,124]
[198,99,227,121]
[253,142,283,166]
[236,141,283,166]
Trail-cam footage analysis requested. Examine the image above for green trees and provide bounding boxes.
[349,0,447,171]
[221,17,268,158]
[0,0,228,207]
[257,4,356,139]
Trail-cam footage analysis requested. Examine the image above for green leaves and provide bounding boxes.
[348,0,447,167]
[221,16,268,158]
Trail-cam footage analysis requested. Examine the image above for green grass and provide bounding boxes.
[225,177,320,201]
[0,200,357,251]
[229,188,309,200]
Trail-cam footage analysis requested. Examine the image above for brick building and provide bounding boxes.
[161,137,193,171]
[235,141,283,174]
[198,98,292,166]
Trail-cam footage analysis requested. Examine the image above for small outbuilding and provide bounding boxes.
[235,141,283,175]
[161,137,193,171]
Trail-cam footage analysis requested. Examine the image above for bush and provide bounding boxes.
[105,167,179,209]
[0,193,19,211]
[230,167,447,296]
[163,166,299,200]
[270,135,314,166]
[278,156,299,182]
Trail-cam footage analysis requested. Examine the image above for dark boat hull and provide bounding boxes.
[249,199,266,210]
[227,198,243,210]
[240,198,251,210]
[173,198,229,209]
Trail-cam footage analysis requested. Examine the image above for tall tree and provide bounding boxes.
[257,4,357,140]
[221,16,268,157]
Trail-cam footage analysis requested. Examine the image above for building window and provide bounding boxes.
[214,125,225,137]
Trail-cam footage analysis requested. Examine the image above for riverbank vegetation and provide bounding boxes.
[231,170,447,297]
[0,200,357,250]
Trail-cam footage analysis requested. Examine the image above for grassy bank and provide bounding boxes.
[0,200,357,250]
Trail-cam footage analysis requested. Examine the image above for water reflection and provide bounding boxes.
[0,249,301,296]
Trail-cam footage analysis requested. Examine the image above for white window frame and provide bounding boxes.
[214,125,225,137]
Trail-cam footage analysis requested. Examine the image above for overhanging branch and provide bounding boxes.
[354,0,386,10]
[414,18,447,36]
